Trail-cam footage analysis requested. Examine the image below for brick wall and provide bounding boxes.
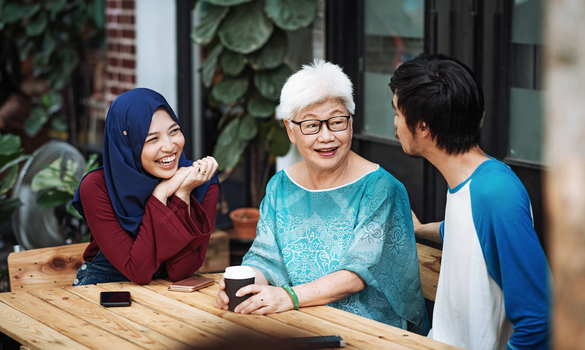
[105,0,137,106]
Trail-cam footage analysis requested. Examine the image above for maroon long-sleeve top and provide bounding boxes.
[79,168,219,284]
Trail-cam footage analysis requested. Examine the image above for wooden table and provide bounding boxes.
[0,274,461,350]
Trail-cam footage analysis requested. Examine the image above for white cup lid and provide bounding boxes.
[224,266,256,279]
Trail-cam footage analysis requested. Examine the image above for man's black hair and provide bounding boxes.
[389,53,484,155]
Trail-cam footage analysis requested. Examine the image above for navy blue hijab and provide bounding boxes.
[73,88,219,238]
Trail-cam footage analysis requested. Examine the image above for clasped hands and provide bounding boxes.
[153,156,218,205]
[214,278,295,315]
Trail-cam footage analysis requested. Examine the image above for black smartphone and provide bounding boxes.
[283,335,346,349]
[100,291,131,307]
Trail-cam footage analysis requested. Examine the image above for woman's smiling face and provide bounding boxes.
[285,98,353,173]
[141,107,185,179]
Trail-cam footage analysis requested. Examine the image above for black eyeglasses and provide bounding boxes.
[290,116,351,135]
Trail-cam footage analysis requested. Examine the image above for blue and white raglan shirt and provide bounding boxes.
[428,158,550,350]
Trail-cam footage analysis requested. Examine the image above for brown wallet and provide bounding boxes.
[168,275,215,292]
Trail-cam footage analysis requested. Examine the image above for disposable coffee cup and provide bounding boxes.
[224,266,256,312]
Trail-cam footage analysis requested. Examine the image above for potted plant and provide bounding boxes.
[192,0,318,209]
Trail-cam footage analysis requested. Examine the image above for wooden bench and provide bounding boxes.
[416,243,442,302]
[8,242,89,291]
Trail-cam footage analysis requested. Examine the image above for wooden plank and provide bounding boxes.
[65,283,227,349]
[268,310,412,350]
[7,243,89,291]
[0,291,142,350]
[300,306,462,350]
[143,280,315,339]
[27,287,186,350]
[416,243,441,302]
[0,300,91,350]
[197,273,456,349]
[85,282,258,340]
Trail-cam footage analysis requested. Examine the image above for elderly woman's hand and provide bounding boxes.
[233,284,294,315]
[213,278,294,314]
[214,278,230,310]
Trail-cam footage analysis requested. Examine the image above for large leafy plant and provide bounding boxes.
[0,134,31,226]
[0,0,104,137]
[192,0,318,206]
[31,153,98,219]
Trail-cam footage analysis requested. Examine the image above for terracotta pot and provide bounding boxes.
[229,207,260,239]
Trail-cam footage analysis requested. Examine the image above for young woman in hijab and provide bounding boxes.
[72,88,219,285]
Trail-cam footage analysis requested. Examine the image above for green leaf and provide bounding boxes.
[23,3,42,18]
[50,113,68,131]
[0,154,31,177]
[217,0,273,54]
[206,0,252,6]
[238,115,258,141]
[201,44,223,88]
[1,1,40,24]
[213,119,247,171]
[264,0,318,31]
[66,201,83,219]
[46,68,69,90]
[0,134,21,156]
[192,2,229,45]
[41,90,63,114]
[33,52,51,76]
[212,72,249,104]
[0,197,22,226]
[246,28,287,70]
[44,0,67,15]
[216,117,240,146]
[220,49,246,76]
[25,11,48,37]
[41,31,57,59]
[24,107,49,137]
[254,64,293,101]
[265,120,291,156]
[36,189,71,209]
[248,90,277,117]
[0,165,18,196]
[85,153,99,173]
[58,48,79,74]
[65,159,80,179]
[31,158,63,192]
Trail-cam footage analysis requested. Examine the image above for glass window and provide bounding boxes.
[508,0,546,163]
[362,0,424,140]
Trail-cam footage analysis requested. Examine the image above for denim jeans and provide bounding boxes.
[72,250,129,286]
[72,250,169,286]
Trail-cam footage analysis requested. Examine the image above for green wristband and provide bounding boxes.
[281,284,299,310]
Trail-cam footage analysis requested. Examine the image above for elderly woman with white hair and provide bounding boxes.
[214,60,427,334]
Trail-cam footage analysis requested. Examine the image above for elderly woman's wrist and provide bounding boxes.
[281,284,299,310]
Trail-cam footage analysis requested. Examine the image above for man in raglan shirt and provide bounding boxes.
[389,53,551,350]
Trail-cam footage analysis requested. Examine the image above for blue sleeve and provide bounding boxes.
[470,168,550,350]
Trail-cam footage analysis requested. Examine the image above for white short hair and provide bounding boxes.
[279,59,355,124]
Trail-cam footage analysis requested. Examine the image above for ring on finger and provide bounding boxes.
[198,168,208,175]
[260,298,264,306]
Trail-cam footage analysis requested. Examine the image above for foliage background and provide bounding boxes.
[192,0,318,207]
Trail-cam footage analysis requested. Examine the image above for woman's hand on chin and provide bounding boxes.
[152,166,195,205]
[174,156,219,202]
